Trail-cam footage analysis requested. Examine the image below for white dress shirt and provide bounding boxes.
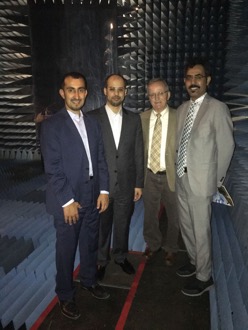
[105,105,122,149]
[68,110,93,176]
[191,93,206,121]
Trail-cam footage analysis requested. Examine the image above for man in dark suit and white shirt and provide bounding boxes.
[40,72,110,320]
[176,59,235,296]
[89,74,144,280]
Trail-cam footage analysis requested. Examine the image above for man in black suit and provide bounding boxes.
[40,72,110,320]
[89,74,144,280]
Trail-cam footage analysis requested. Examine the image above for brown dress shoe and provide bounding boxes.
[143,247,161,261]
[165,252,177,266]
[143,247,153,259]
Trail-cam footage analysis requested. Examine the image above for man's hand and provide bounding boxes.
[63,202,81,225]
[34,112,45,123]
[134,188,142,201]
[97,194,109,213]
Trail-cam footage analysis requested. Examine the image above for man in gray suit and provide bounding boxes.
[89,74,144,280]
[176,58,235,296]
[140,78,179,266]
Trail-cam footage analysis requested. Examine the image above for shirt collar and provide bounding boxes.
[152,106,168,118]
[105,104,122,116]
[67,110,83,122]
[191,93,207,105]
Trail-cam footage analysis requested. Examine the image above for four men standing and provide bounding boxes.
[40,60,234,320]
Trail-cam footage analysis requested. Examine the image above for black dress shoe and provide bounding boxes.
[81,283,110,299]
[59,300,81,320]
[115,258,135,274]
[176,262,196,277]
[182,277,214,297]
[97,265,106,281]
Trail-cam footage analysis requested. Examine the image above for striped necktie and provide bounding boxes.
[177,102,196,177]
[149,113,162,174]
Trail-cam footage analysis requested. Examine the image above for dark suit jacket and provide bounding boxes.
[140,107,177,192]
[88,106,144,197]
[40,107,109,217]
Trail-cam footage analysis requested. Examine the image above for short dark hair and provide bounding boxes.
[147,78,169,91]
[104,74,127,88]
[60,72,87,89]
[184,58,211,77]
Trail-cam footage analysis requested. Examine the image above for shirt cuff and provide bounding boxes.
[62,198,74,207]
[100,191,109,194]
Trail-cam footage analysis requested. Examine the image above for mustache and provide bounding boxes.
[189,84,200,89]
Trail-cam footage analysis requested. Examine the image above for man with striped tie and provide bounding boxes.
[176,58,235,296]
[140,78,179,267]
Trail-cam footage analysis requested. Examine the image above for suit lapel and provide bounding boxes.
[178,102,189,134]
[63,109,83,146]
[64,109,89,161]
[191,95,209,135]
[178,95,210,143]
[142,110,151,150]
[166,107,175,150]
[83,113,95,157]
[118,108,130,151]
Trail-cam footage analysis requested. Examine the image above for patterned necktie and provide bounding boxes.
[150,113,162,174]
[177,102,196,177]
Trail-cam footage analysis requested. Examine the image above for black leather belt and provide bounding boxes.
[184,167,187,173]
[148,168,166,175]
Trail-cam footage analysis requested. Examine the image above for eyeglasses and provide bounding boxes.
[148,91,168,99]
[185,74,206,81]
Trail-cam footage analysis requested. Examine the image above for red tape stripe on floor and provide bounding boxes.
[30,265,80,330]
[115,258,146,330]
[30,296,58,330]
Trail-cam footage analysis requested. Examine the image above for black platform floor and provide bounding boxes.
[39,251,210,330]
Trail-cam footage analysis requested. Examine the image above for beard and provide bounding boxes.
[108,97,123,107]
